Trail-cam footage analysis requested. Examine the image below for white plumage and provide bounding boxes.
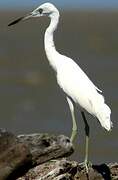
[41,2,112,131]
[56,55,112,131]
[8,2,113,170]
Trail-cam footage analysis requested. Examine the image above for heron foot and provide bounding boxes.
[79,160,92,173]
[79,161,92,180]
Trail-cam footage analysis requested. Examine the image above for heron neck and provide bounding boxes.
[44,12,60,71]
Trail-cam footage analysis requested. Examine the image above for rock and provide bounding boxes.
[18,133,74,165]
[0,129,31,180]
[18,159,118,180]
[17,158,78,180]
[0,129,117,180]
[0,129,74,179]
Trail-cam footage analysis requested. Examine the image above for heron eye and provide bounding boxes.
[38,8,43,14]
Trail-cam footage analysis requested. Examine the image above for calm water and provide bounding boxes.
[0,10,118,163]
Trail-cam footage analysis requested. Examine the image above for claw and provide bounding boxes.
[85,160,89,174]
[79,161,92,180]
[79,161,92,171]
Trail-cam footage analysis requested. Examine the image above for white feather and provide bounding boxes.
[56,55,112,131]
[43,2,112,131]
[14,2,112,131]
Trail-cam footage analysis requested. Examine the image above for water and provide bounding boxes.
[0,10,118,164]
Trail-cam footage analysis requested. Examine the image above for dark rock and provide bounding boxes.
[0,128,18,152]
[0,129,31,180]
[18,160,118,180]
[0,129,74,179]
[1,129,117,180]
[18,133,74,165]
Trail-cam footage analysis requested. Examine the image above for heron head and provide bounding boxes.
[8,3,59,26]
[34,3,59,17]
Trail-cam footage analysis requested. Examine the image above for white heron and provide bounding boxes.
[8,2,112,172]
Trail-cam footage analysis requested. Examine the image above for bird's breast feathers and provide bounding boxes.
[56,56,104,115]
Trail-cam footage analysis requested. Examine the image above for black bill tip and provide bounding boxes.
[8,16,24,26]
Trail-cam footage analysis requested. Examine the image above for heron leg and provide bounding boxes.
[81,111,90,174]
[66,97,78,143]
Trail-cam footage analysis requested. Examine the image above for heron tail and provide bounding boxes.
[96,103,112,131]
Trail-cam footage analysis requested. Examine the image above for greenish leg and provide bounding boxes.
[66,97,78,143]
[81,111,90,174]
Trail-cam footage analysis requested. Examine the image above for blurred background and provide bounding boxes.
[0,0,118,164]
